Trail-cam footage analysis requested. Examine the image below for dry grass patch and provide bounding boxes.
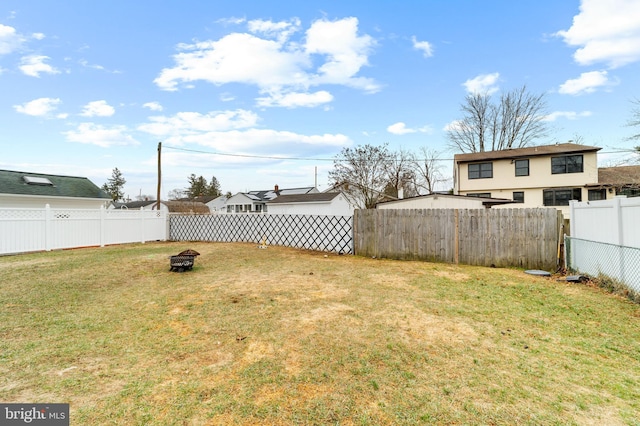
[1,242,640,424]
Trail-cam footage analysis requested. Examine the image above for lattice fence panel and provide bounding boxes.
[169,214,353,254]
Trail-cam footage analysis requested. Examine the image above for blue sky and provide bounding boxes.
[1,0,639,200]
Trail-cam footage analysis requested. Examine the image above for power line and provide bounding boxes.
[163,144,637,163]
[164,145,336,161]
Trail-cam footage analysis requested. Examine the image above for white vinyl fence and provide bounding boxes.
[566,196,640,292]
[570,196,640,248]
[0,205,167,255]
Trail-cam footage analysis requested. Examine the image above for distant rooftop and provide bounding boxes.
[0,169,111,200]
[454,143,601,163]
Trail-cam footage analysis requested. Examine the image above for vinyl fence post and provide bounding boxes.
[140,207,146,244]
[614,196,623,246]
[45,204,52,251]
[100,205,105,247]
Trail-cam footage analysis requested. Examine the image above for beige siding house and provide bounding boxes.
[453,142,640,218]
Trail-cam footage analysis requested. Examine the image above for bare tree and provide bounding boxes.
[410,147,447,194]
[329,143,392,209]
[627,98,640,143]
[447,85,550,153]
[384,147,415,198]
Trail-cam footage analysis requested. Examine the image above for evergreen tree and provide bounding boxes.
[101,167,126,201]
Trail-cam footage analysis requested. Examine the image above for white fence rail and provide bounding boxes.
[0,206,167,255]
[570,196,640,248]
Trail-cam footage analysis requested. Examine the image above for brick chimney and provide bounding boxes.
[274,184,279,192]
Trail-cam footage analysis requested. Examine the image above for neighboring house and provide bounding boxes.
[453,142,609,218]
[205,195,228,213]
[376,193,515,210]
[111,200,210,213]
[323,181,396,210]
[111,200,169,212]
[587,165,640,199]
[0,169,111,208]
[226,185,318,213]
[266,192,353,216]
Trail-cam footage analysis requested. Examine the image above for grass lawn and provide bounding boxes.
[1,242,640,425]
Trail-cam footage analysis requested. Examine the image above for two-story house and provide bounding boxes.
[453,142,604,218]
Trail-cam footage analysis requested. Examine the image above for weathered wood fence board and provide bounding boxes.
[354,208,562,270]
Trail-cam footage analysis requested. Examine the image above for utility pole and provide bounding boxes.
[156,142,162,210]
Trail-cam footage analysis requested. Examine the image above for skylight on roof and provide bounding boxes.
[23,176,53,186]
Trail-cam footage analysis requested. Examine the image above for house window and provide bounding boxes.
[543,188,582,206]
[551,155,583,174]
[513,191,524,203]
[515,159,529,176]
[617,188,640,198]
[468,162,493,179]
[588,189,606,201]
[467,193,491,198]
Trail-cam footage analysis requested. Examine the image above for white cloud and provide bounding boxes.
[64,123,139,147]
[143,101,163,112]
[137,109,350,154]
[412,36,433,58]
[463,73,500,95]
[138,109,259,137]
[247,18,301,43]
[443,120,467,132]
[220,92,235,102]
[31,32,45,40]
[154,17,379,105]
[387,122,433,135]
[558,70,610,95]
[555,0,640,68]
[542,111,593,122]
[304,17,378,92]
[0,23,24,54]
[13,97,61,116]
[155,33,308,91]
[80,100,115,117]
[19,55,59,77]
[256,90,333,108]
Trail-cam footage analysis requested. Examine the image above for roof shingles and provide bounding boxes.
[0,169,111,199]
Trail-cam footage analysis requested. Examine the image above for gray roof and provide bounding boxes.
[0,169,111,200]
[247,186,316,202]
[113,200,157,209]
[267,192,341,204]
[453,143,601,163]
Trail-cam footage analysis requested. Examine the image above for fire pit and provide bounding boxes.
[169,249,200,272]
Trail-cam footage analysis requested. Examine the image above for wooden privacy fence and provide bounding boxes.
[354,208,563,270]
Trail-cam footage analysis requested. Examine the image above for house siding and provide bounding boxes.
[454,146,602,218]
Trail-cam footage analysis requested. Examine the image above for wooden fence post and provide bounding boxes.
[454,209,459,264]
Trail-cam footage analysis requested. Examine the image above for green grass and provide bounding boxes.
[1,242,640,425]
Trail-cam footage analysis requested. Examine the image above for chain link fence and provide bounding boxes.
[169,213,353,254]
[565,236,640,294]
